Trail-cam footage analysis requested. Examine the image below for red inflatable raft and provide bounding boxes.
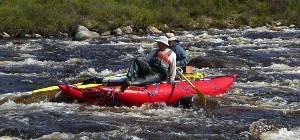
[58,74,237,106]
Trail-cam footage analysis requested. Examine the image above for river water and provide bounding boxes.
[0,26,299,139]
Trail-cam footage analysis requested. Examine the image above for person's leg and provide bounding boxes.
[82,77,104,85]
[127,57,151,81]
[131,72,161,86]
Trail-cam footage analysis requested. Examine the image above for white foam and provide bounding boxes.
[183,33,194,38]
[38,132,73,140]
[244,26,271,32]
[0,136,20,140]
[1,42,14,47]
[74,68,103,78]
[137,46,145,54]
[65,58,86,65]
[63,40,90,47]
[0,71,41,77]
[0,92,32,100]
[99,69,114,76]
[0,41,42,51]
[106,41,145,46]
[209,38,224,43]
[0,58,63,67]
[269,64,293,70]
[260,96,288,107]
[283,79,300,86]
[261,128,300,140]
[252,64,300,74]
[228,36,252,45]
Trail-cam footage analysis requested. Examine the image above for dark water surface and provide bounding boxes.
[0,26,299,139]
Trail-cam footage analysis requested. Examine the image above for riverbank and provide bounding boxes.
[0,0,299,38]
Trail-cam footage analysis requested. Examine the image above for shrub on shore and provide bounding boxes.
[0,0,299,37]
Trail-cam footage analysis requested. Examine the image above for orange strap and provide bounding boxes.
[156,50,170,64]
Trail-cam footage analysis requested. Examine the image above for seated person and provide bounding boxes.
[126,36,176,86]
[166,33,189,70]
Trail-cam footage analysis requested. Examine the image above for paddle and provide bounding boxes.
[176,68,206,106]
[32,77,107,94]
[32,83,102,93]
[32,83,80,93]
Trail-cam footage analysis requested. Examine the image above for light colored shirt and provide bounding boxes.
[143,48,176,82]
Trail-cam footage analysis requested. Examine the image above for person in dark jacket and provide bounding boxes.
[166,33,189,68]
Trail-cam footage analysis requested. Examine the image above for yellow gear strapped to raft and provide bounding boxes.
[181,66,203,79]
[183,72,203,79]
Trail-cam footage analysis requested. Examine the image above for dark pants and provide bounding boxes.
[127,57,161,86]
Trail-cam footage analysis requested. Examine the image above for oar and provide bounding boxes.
[176,68,206,106]
[32,77,105,94]
[32,85,65,93]
[32,83,102,94]
[31,73,127,94]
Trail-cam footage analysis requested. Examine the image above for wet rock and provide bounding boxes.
[75,31,93,40]
[74,25,100,41]
[1,32,10,38]
[101,31,111,36]
[24,34,31,38]
[274,21,282,26]
[122,26,133,34]
[246,75,268,82]
[176,95,220,109]
[32,33,42,38]
[89,31,100,38]
[189,56,253,68]
[147,26,162,34]
[59,32,69,37]
[162,24,169,32]
[77,25,89,32]
[112,28,123,36]
[270,26,284,32]
[138,29,143,33]
[189,57,225,68]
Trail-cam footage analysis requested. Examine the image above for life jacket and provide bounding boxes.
[149,49,173,79]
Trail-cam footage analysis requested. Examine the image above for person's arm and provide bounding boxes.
[143,49,157,62]
[176,45,189,67]
[168,52,177,82]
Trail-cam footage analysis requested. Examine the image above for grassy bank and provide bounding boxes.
[0,0,299,36]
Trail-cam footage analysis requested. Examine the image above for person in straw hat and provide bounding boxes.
[126,36,176,86]
[165,33,189,68]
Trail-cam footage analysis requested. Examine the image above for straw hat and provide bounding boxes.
[165,33,176,41]
[155,36,169,46]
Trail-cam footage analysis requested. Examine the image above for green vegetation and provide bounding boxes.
[0,0,299,36]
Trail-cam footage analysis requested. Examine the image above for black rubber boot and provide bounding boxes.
[82,77,104,85]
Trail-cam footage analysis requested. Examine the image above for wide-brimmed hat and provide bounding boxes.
[165,33,176,41]
[155,36,169,46]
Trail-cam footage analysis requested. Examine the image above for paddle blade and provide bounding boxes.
[32,86,60,93]
[32,82,85,94]
[191,95,219,109]
[177,69,206,106]
[76,84,101,88]
[194,88,206,106]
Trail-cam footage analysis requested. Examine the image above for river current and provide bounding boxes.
[0,26,299,139]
